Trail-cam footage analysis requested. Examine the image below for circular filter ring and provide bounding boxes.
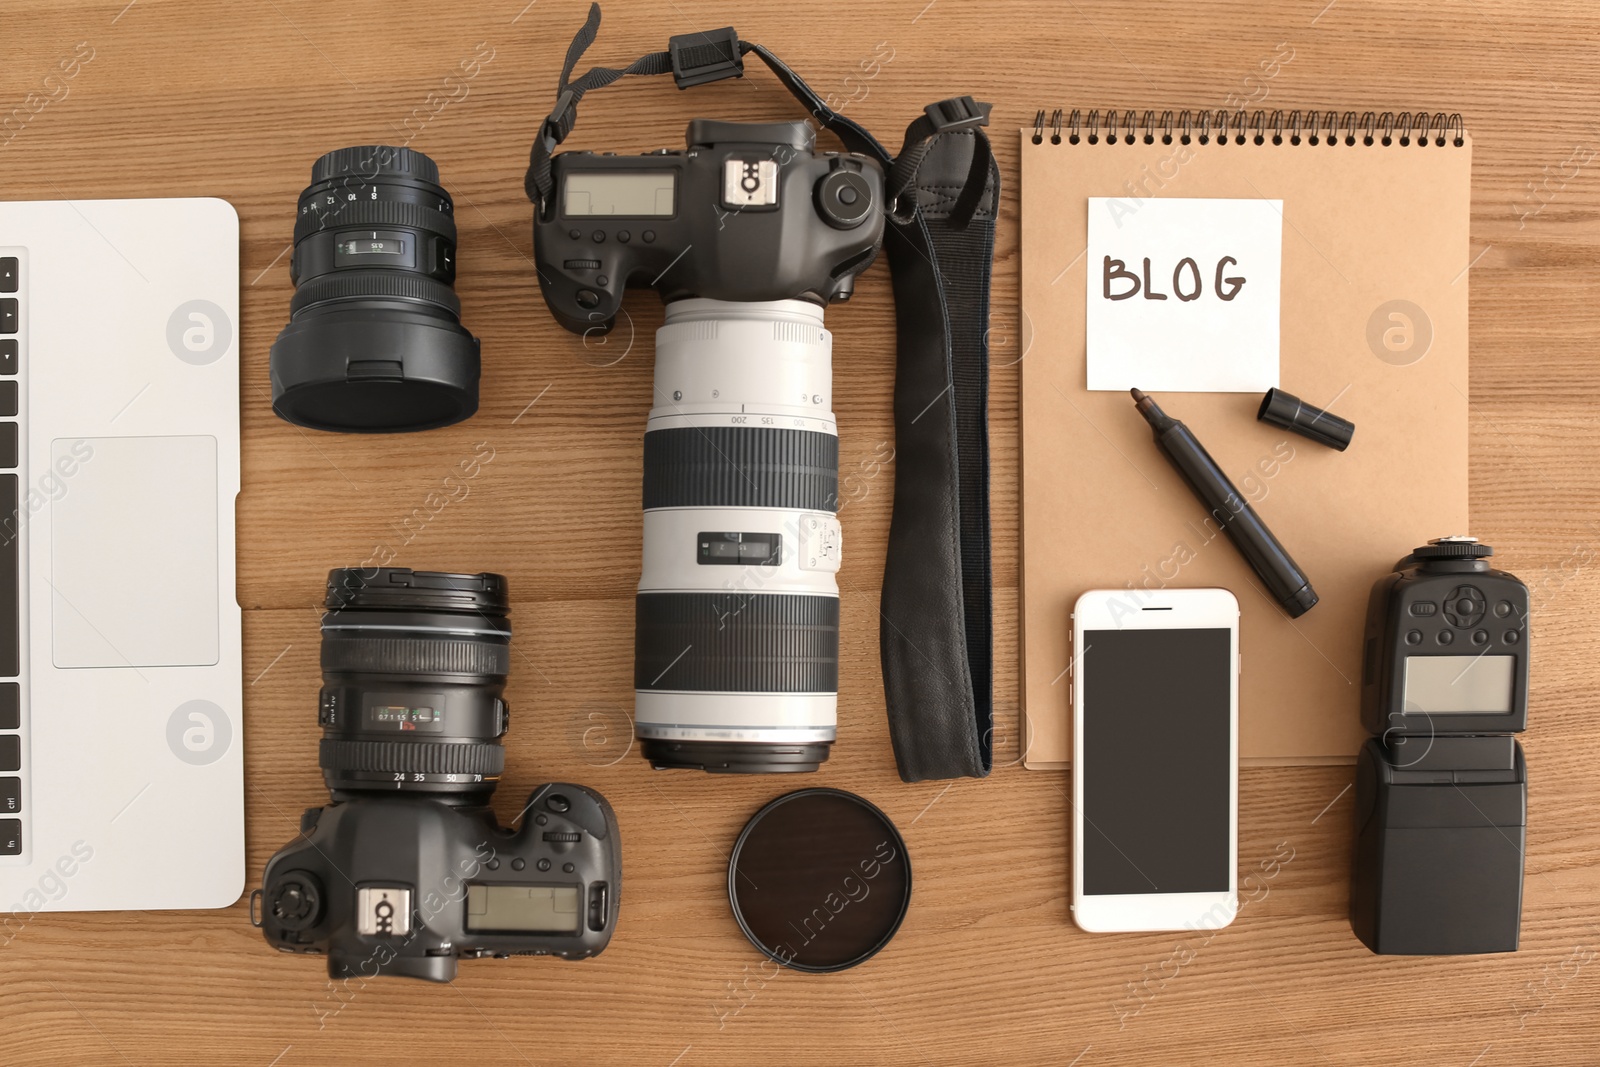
[727,788,912,974]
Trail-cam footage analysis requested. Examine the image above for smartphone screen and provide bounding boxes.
[1081,627,1232,895]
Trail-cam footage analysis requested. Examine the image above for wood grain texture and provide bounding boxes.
[2,0,1598,1063]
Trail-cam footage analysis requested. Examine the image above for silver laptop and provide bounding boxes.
[0,198,241,914]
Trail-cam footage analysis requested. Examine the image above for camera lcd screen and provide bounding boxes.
[563,171,676,217]
[465,884,581,934]
[1402,654,1515,714]
[1082,627,1231,895]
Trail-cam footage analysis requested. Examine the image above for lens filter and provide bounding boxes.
[727,788,911,973]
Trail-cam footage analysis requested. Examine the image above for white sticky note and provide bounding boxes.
[1085,197,1282,392]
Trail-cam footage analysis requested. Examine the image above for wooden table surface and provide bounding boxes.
[4,0,1599,1063]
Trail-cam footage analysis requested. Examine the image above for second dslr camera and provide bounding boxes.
[255,569,621,981]
[533,119,885,775]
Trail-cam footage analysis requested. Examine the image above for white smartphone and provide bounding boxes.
[1071,587,1239,933]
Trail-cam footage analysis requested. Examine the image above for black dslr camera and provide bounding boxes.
[1352,537,1528,954]
[532,118,884,774]
[533,118,883,333]
[254,569,621,982]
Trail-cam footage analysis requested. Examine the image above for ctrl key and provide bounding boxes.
[0,777,17,814]
[0,818,18,856]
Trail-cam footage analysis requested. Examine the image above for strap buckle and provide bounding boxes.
[923,96,992,133]
[669,27,743,89]
[543,88,580,146]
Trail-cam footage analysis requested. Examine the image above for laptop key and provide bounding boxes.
[0,777,16,814]
[0,299,15,334]
[0,735,17,772]
[0,818,18,855]
[0,477,13,677]
[0,382,14,417]
[0,684,15,729]
[0,340,13,375]
[0,258,15,293]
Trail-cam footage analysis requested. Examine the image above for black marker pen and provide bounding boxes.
[1131,388,1318,617]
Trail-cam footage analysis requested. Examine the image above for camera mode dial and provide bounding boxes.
[816,169,875,230]
[269,870,325,932]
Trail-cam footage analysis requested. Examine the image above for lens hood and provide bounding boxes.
[270,308,480,433]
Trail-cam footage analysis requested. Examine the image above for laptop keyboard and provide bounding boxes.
[0,252,23,857]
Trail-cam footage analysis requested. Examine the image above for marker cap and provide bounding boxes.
[1257,388,1355,452]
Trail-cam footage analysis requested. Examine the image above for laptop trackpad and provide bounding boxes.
[51,436,219,668]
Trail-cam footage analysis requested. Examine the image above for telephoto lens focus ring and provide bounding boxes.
[310,144,441,185]
[642,426,839,511]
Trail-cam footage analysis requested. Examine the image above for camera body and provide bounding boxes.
[260,783,620,982]
[533,119,883,334]
[532,120,884,774]
[1352,538,1528,955]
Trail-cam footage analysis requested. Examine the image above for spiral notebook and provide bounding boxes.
[1020,109,1473,768]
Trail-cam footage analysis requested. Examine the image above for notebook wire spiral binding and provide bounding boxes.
[1030,108,1465,148]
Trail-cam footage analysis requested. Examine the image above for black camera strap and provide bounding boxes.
[528,4,998,783]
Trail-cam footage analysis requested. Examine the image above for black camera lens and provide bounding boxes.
[270,146,481,433]
[318,568,509,801]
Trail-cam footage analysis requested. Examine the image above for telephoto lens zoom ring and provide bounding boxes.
[289,272,462,318]
[319,738,506,777]
[321,635,510,677]
[310,145,441,185]
[292,199,457,245]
